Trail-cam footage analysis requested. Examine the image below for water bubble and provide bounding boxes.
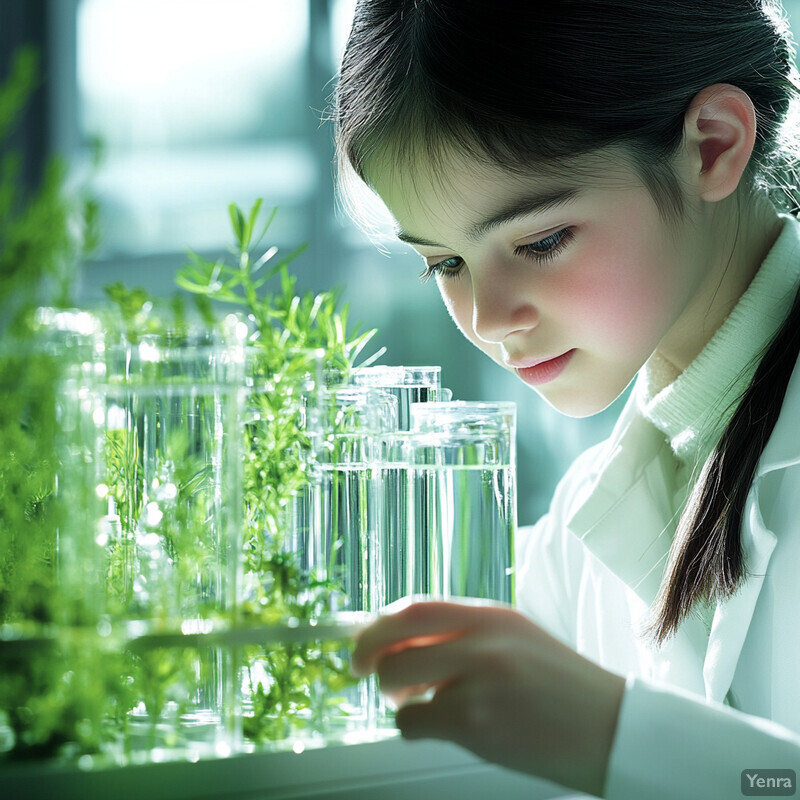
[0,712,15,753]
[158,483,178,501]
[77,755,94,771]
[144,502,163,527]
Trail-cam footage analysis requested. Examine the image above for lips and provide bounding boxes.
[512,349,575,387]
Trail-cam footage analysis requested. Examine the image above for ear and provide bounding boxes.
[682,84,757,202]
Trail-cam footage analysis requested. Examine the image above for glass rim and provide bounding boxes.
[410,400,517,435]
[105,339,246,360]
[319,384,398,403]
[410,400,516,415]
[351,364,442,387]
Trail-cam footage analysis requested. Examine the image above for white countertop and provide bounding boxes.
[0,736,590,800]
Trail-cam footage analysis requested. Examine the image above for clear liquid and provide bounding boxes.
[410,464,514,603]
[376,465,413,606]
[124,644,237,761]
[390,385,441,431]
[309,463,382,613]
[103,384,241,759]
[104,383,241,623]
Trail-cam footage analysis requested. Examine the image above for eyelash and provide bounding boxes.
[419,227,575,283]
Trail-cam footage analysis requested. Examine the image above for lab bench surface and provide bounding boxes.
[1,736,591,800]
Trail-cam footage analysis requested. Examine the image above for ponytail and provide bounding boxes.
[648,276,800,644]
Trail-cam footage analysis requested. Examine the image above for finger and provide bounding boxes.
[352,599,512,676]
[376,634,468,692]
[394,700,443,742]
[353,602,468,676]
[394,681,468,743]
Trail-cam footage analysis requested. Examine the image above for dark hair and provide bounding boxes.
[333,0,800,643]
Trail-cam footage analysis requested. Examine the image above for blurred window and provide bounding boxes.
[74,0,334,257]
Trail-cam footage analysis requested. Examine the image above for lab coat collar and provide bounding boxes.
[566,383,681,608]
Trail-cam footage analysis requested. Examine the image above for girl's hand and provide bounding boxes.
[352,600,625,797]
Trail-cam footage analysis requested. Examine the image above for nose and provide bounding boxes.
[471,262,538,344]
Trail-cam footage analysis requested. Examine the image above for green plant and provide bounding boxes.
[177,200,376,562]
[93,200,377,747]
[0,47,120,765]
[176,199,377,741]
[0,49,84,629]
[0,52,382,753]
[241,637,355,742]
[175,199,373,582]
[0,48,98,334]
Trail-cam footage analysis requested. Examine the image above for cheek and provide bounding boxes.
[555,232,684,351]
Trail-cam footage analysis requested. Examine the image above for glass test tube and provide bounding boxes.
[408,401,517,604]
[302,384,398,613]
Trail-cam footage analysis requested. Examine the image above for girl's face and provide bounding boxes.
[369,148,723,417]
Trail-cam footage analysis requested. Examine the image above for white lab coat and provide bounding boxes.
[516,353,800,799]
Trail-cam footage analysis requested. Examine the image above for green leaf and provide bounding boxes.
[228,202,246,248]
[242,198,264,251]
[254,205,279,248]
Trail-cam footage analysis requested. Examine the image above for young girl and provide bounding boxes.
[334,1,800,798]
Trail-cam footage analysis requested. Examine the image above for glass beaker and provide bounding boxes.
[295,384,398,738]
[408,402,517,604]
[302,384,398,614]
[101,333,245,760]
[350,365,451,430]
[0,309,109,628]
[351,366,452,608]
[238,350,373,749]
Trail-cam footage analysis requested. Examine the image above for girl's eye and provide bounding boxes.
[419,255,465,283]
[514,227,575,263]
[418,227,574,282]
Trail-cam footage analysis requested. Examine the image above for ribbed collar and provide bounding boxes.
[637,214,800,470]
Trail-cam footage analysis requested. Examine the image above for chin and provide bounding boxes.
[534,384,628,419]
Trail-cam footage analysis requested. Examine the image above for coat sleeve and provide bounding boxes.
[604,675,800,800]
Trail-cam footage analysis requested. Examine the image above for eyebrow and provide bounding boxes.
[396,186,582,248]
